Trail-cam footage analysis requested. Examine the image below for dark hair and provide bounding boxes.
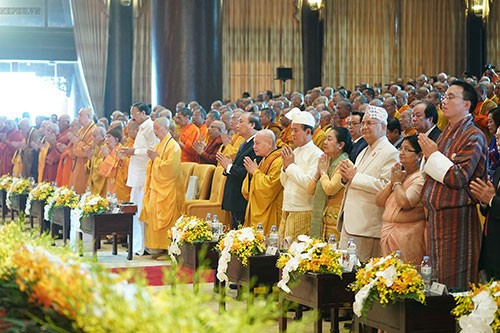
[301,124,315,135]
[363,87,375,99]
[266,90,273,99]
[242,92,251,98]
[351,111,365,121]
[402,135,422,154]
[451,80,478,113]
[178,107,192,118]
[261,108,276,122]
[207,110,221,121]
[488,107,500,128]
[332,127,352,154]
[416,101,438,125]
[387,118,402,134]
[131,101,150,115]
[247,113,262,130]
[193,106,207,119]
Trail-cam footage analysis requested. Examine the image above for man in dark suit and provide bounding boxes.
[470,134,500,280]
[347,111,367,162]
[217,112,262,229]
[412,101,442,142]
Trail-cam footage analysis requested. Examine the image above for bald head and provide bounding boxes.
[78,107,94,127]
[320,111,332,129]
[253,129,276,157]
[153,117,170,140]
[92,126,106,145]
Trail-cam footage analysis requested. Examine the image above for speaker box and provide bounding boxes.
[276,67,293,81]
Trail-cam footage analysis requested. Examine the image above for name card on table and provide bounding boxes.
[429,282,448,296]
[266,246,279,256]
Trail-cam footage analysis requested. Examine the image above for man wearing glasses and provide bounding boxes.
[346,111,367,163]
[418,81,488,291]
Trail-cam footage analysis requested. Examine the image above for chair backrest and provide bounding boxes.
[191,164,216,200]
[181,162,197,193]
[209,166,227,202]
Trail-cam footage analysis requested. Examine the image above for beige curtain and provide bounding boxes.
[71,0,109,117]
[487,0,500,66]
[222,0,303,100]
[132,0,152,104]
[323,0,467,90]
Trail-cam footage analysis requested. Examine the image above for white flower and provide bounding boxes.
[375,265,398,287]
[238,227,256,242]
[353,280,377,317]
[459,289,498,333]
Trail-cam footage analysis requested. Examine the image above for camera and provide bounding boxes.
[484,64,496,71]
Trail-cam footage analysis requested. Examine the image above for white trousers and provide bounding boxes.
[130,186,146,255]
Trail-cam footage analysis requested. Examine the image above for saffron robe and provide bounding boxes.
[140,133,184,249]
[219,134,245,160]
[198,123,208,143]
[280,125,293,148]
[180,122,200,162]
[55,142,73,187]
[115,139,133,202]
[0,129,23,176]
[87,145,107,197]
[312,127,326,149]
[199,136,223,165]
[421,114,487,291]
[69,122,95,194]
[242,149,284,235]
[100,144,121,195]
[265,122,282,141]
[42,143,61,183]
[38,139,49,183]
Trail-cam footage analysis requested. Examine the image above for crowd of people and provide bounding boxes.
[1,69,500,290]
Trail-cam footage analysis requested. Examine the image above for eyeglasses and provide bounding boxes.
[398,147,416,153]
[441,94,465,101]
[346,122,360,127]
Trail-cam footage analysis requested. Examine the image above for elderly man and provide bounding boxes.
[193,120,225,165]
[399,109,417,136]
[192,107,208,141]
[419,81,488,291]
[279,111,323,241]
[279,108,294,147]
[173,107,200,162]
[338,106,399,262]
[19,118,43,180]
[86,126,107,196]
[382,97,400,120]
[0,119,23,176]
[219,109,245,159]
[347,111,367,163]
[259,108,281,139]
[242,129,283,234]
[69,108,96,194]
[217,113,261,228]
[121,102,159,256]
[140,117,184,258]
[412,101,442,142]
[308,108,326,149]
[55,120,80,186]
[40,122,61,182]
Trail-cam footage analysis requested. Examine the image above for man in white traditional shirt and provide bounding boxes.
[279,109,323,241]
[338,106,399,262]
[120,102,159,255]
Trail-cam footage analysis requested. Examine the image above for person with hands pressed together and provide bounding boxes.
[470,126,500,280]
[279,110,323,242]
[337,106,399,262]
[419,80,488,291]
[307,127,352,239]
[375,135,426,264]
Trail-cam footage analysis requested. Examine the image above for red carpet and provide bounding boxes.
[110,265,215,286]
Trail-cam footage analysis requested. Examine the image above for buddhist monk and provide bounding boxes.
[41,122,61,182]
[55,119,80,187]
[86,126,107,196]
[140,117,184,258]
[172,107,200,162]
[99,126,123,195]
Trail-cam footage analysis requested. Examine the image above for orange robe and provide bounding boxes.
[280,125,293,147]
[219,134,245,160]
[87,145,107,197]
[42,143,61,183]
[312,127,326,149]
[55,143,73,187]
[115,139,133,202]
[180,122,200,162]
[0,129,23,176]
[198,123,208,143]
[140,133,184,249]
[69,122,96,194]
[38,139,49,183]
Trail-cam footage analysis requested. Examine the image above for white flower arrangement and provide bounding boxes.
[167,215,212,263]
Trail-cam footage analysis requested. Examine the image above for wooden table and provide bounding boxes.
[29,199,48,233]
[0,190,7,220]
[80,212,134,260]
[354,295,457,333]
[51,206,71,244]
[179,241,219,292]
[219,254,280,311]
[9,193,27,221]
[279,272,355,333]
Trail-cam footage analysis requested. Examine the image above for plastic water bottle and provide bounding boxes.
[110,193,118,212]
[211,214,220,241]
[205,212,212,224]
[256,222,264,236]
[327,234,337,250]
[347,238,357,265]
[268,225,279,248]
[421,256,432,292]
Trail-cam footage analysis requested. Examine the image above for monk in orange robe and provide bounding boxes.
[99,126,123,195]
[69,108,96,194]
[0,120,23,176]
[86,126,107,197]
[114,121,136,202]
[173,107,200,162]
[141,117,184,252]
[55,119,80,187]
[41,122,61,182]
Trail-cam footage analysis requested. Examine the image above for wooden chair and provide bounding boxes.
[185,166,231,227]
[191,164,216,200]
[181,162,197,195]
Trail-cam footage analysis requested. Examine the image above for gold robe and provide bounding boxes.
[219,134,245,160]
[140,133,184,250]
[242,148,284,234]
[69,122,95,194]
[37,139,49,183]
[312,127,326,149]
[115,139,133,202]
[87,145,107,197]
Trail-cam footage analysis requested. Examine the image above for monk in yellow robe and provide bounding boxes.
[242,130,284,235]
[140,117,184,252]
[69,108,96,194]
[312,126,326,149]
[56,119,80,187]
[114,121,137,202]
[99,126,123,195]
[86,126,107,197]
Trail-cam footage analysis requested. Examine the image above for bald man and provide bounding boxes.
[69,108,96,194]
[193,120,225,165]
[242,129,283,234]
[87,126,107,196]
[40,122,61,182]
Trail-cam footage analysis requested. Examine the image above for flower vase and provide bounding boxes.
[180,241,219,270]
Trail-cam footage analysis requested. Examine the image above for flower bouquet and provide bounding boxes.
[276,235,343,293]
[216,227,266,283]
[453,280,500,333]
[0,175,13,191]
[168,215,212,262]
[6,177,31,210]
[25,182,55,215]
[44,186,79,222]
[78,193,109,219]
[350,253,425,318]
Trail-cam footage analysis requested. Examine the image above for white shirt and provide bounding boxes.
[280,140,323,211]
[126,118,159,187]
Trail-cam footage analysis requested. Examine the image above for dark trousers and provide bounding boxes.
[231,211,245,230]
